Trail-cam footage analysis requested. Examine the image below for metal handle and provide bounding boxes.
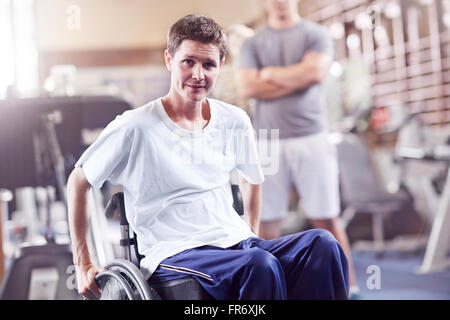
[105,259,154,300]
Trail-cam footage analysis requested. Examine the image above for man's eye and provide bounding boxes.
[184,59,194,64]
[204,62,215,68]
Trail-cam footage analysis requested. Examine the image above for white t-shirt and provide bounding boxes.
[75,97,265,278]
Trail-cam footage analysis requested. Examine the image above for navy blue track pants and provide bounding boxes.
[148,229,349,300]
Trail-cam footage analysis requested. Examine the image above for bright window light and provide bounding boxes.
[0,0,38,99]
[346,33,361,51]
[0,0,15,98]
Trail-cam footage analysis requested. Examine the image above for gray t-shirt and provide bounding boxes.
[239,20,334,139]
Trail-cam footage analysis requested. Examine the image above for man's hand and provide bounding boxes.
[75,263,105,300]
[259,67,277,82]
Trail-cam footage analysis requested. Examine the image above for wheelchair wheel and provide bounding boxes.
[95,259,161,300]
[95,270,137,300]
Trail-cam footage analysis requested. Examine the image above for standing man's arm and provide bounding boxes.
[237,27,333,100]
[237,36,298,101]
[259,50,332,90]
[237,69,297,101]
[67,167,103,299]
[240,179,262,236]
[237,51,331,100]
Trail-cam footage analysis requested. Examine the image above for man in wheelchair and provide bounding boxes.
[67,14,349,300]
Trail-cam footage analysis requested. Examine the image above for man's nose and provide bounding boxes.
[192,65,205,81]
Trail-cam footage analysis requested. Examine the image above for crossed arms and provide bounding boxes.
[237,50,332,100]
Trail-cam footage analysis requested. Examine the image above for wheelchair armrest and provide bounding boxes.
[105,192,128,226]
[231,184,244,216]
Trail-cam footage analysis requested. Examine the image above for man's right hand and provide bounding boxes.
[75,264,105,300]
[68,168,102,299]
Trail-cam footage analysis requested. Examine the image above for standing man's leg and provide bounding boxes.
[259,139,290,240]
[309,217,358,293]
[292,133,359,291]
[260,220,282,240]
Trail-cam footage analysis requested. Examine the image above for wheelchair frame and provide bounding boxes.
[94,184,244,300]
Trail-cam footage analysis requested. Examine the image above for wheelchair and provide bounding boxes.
[94,184,245,300]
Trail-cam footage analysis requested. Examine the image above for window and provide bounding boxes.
[0,0,38,99]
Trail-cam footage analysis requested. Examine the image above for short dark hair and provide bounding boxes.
[167,15,227,61]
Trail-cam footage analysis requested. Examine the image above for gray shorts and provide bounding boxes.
[260,132,340,221]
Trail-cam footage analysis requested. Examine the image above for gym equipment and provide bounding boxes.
[336,132,421,255]
[0,109,80,300]
[0,95,133,190]
[333,106,434,253]
[0,95,132,299]
[395,143,450,273]
[394,113,447,219]
[0,189,13,283]
[94,183,245,300]
[0,241,80,299]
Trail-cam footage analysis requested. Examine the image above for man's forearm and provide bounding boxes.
[261,63,319,90]
[240,180,262,236]
[254,81,296,100]
[259,51,332,90]
[67,169,92,267]
[237,70,297,101]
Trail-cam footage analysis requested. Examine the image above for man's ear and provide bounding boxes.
[164,49,172,72]
[220,57,225,68]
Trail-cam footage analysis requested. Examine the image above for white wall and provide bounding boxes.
[35,0,264,50]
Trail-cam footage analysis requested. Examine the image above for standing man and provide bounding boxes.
[238,0,359,297]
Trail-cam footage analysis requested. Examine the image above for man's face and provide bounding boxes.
[165,40,223,103]
[265,0,299,19]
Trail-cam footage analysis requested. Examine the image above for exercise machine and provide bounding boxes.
[0,96,132,299]
[334,107,424,254]
[0,189,13,283]
[0,110,82,300]
[395,142,450,273]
